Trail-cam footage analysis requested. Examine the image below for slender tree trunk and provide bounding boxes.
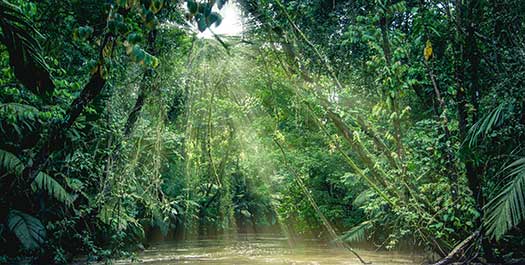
[464,1,483,205]
[463,1,496,261]
[455,0,482,207]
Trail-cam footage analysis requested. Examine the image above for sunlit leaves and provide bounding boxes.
[424,40,432,61]
[144,54,159,68]
[126,44,159,68]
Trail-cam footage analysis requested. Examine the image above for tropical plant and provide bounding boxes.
[0,0,53,95]
[7,210,46,251]
[484,157,525,240]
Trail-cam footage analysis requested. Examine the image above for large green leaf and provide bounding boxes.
[7,210,46,250]
[207,12,222,27]
[0,148,23,176]
[32,172,73,205]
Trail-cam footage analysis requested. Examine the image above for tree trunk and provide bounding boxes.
[22,64,108,185]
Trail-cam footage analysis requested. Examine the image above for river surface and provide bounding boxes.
[119,234,424,265]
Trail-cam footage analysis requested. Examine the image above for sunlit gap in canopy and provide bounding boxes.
[194,1,245,39]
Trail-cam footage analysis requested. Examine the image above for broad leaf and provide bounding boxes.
[7,210,46,250]
[0,148,23,176]
[32,172,73,205]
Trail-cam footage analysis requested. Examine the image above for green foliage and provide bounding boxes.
[484,157,525,240]
[32,172,73,205]
[0,0,52,94]
[0,0,524,263]
[337,220,373,243]
[467,103,508,147]
[7,210,46,251]
[188,0,227,32]
[0,148,23,175]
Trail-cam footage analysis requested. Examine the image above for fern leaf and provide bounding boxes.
[32,172,73,205]
[484,157,525,240]
[7,210,46,250]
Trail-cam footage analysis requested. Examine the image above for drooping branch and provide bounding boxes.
[431,231,480,265]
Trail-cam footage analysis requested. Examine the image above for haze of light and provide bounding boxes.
[198,2,244,38]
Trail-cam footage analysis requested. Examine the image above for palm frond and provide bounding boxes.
[32,172,73,205]
[7,209,46,250]
[0,0,53,94]
[484,157,525,240]
[335,220,373,243]
[467,103,507,147]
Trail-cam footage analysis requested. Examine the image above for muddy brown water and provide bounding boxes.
[117,233,424,264]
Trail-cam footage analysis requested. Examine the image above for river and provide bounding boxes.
[118,234,424,264]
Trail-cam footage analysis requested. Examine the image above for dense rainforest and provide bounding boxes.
[0,0,524,264]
